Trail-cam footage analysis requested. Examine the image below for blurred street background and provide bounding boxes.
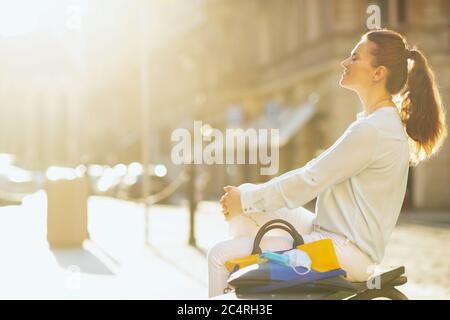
[0,0,448,299]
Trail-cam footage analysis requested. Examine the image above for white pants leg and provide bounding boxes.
[207,207,375,298]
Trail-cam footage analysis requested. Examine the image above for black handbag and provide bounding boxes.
[227,219,346,294]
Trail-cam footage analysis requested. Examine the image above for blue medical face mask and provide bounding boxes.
[282,249,312,275]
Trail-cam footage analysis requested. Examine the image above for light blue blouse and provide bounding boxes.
[240,106,410,263]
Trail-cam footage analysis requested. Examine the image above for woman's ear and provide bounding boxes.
[372,66,388,83]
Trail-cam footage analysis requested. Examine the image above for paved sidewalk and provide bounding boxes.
[0,192,448,299]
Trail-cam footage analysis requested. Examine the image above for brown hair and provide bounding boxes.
[363,29,447,165]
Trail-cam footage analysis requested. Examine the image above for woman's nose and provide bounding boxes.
[341,59,349,68]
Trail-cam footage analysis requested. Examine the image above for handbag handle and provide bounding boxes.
[251,219,304,254]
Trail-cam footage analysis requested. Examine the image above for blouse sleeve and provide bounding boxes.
[240,120,379,214]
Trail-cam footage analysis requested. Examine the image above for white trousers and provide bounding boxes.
[207,206,375,297]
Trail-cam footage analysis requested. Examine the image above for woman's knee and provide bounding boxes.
[207,238,253,268]
[228,214,259,238]
[207,240,235,268]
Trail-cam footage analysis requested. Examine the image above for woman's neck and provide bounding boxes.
[358,88,395,115]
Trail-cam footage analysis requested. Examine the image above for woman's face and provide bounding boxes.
[340,39,378,92]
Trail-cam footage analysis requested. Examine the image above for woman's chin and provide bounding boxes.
[339,78,348,88]
[339,77,352,89]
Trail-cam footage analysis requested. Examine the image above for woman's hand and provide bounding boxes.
[220,186,243,221]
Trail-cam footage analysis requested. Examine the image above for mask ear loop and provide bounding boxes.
[283,250,312,275]
[290,263,311,275]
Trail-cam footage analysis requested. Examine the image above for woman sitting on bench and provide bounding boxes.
[208,29,447,298]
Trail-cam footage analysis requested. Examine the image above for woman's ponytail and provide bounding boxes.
[364,29,447,165]
[400,48,447,164]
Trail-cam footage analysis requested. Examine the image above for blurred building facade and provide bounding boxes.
[0,0,448,210]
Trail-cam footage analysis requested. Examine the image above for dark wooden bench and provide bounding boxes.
[215,266,408,300]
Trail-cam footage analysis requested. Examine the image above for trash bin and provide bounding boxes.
[46,167,89,248]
